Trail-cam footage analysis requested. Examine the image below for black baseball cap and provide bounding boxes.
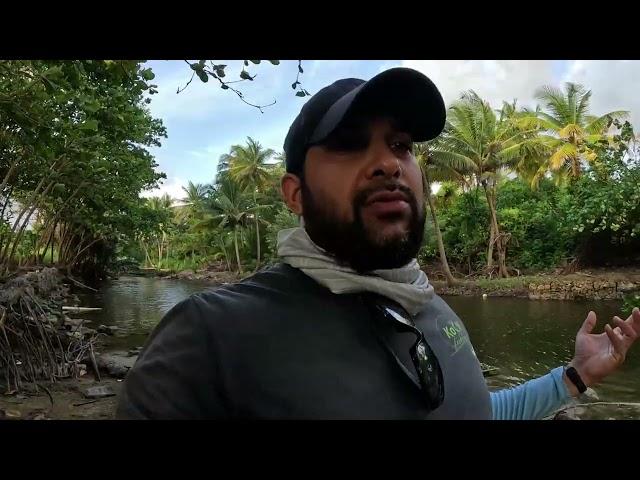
[283,67,446,175]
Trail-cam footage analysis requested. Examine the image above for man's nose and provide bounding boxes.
[367,148,401,180]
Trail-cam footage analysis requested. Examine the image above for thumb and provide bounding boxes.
[579,311,597,335]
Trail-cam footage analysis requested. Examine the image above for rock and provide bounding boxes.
[0,409,22,419]
[583,387,599,401]
[553,410,580,420]
[176,270,195,280]
[96,352,137,378]
[64,317,92,327]
[66,330,84,340]
[79,326,98,337]
[83,385,116,399]
[97,325,122,336]
[618,282,639,293]
[127,347,143,357]
[77,363,88,377]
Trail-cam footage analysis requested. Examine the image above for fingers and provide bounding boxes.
[613,316,637,340]
[579,311,597,335]
[631,307,640,331]
[605,324,627,361]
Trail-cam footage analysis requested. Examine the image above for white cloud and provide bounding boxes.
[401,60,556,109]
[141,176,187,201]
[402,60,640,131]
[561,60,640,129]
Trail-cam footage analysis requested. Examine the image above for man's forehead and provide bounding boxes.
[333,114,410,134]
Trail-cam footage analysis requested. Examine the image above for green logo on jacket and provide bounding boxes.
[441,321,469,355]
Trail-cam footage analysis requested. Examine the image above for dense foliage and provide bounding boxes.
[4,61,639,283]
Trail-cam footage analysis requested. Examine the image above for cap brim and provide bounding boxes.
[309,67,446,145]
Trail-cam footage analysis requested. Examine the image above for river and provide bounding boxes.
[78,275,640,419]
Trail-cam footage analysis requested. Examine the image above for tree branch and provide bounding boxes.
[178,60,313,113]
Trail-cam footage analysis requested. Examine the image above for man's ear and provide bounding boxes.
[281,173,303,216]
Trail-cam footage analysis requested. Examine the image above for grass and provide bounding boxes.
[473,275,543,291]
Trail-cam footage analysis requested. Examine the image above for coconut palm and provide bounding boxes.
[520,83,629,186]
[414,141,475,285]
[436,91,540,277]
[196,176,256,274]
[227,137,276,190]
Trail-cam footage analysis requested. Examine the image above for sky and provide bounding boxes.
[142,60,640,199]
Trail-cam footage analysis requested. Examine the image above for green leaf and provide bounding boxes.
[221,84,229,90]
[249,60,261,64]
[40,76,59,94]
[244,60,249,66]
[214,64,226,78]
[295,91,306,97]
[141,68,155,81]
[269,60,280,65]
[83,101,100,113]
[298,64,304,73]
[79,119,99,131]
[239,70,254,81]
[196,70,208,83]
[291,81,299,89]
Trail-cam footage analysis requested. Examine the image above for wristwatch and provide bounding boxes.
[565,365,587,394]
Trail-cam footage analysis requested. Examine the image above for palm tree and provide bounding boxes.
[180,181,207,209]
[414,141,474,286]
[520,83,628,186]
[196,176,254,274]
[227,137,276,190]
[216,153,232,185]
[273,151,287,169]
[436,91,539,278]
[145,194,174,268]
[176,181,208,222]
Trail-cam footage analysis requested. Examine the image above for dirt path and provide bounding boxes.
[1,376,121,420]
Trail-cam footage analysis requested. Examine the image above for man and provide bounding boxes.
[117,67,640,419]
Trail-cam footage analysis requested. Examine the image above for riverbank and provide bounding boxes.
[0,376,121,420]
[431,267,640,300]
[0,350,139,420]
[147,263,640,301]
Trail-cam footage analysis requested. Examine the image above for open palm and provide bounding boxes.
[572,308,640,386]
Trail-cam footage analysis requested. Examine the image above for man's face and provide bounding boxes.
[298,116,426,273]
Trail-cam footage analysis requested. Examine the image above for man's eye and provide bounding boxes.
[391,141,413,154]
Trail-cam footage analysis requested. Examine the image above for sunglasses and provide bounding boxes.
[363,295,444,411]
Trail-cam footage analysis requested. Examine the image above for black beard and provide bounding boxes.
[300,179,426,274]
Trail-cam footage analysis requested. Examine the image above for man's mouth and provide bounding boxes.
[363,190,410,217]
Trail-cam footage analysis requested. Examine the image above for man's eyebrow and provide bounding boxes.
[387,117,411,135]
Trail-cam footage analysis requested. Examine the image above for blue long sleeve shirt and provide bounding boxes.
[490,366,573,420]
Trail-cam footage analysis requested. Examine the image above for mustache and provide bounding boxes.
[353,181,418,209]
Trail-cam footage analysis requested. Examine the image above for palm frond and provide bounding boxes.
[535,85,573,124]
[585,111,629,134]
[548,142,578,171]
